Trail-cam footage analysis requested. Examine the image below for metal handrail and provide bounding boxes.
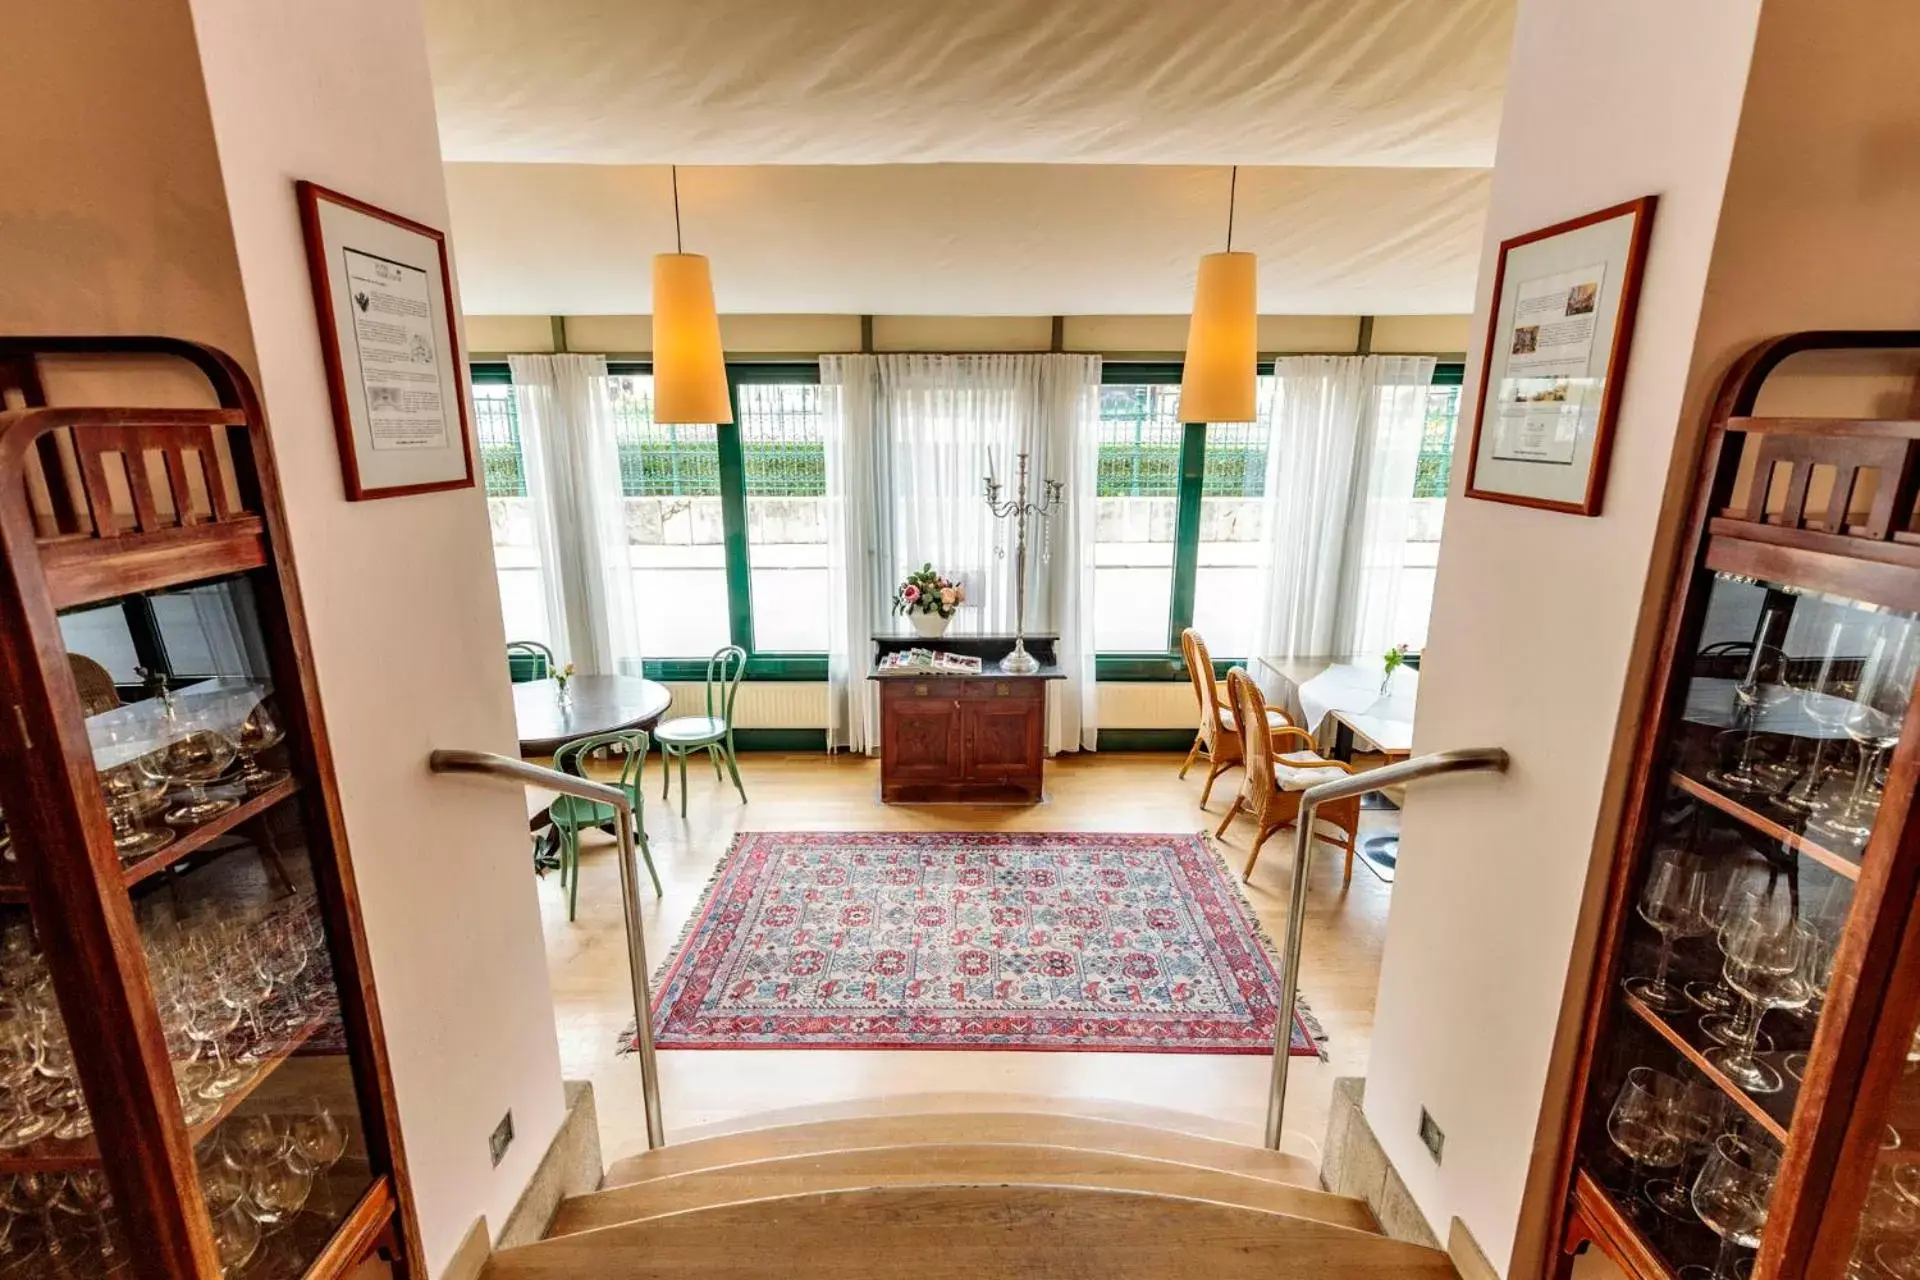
[1265,746,1509,1150]
[428,748,665,1149]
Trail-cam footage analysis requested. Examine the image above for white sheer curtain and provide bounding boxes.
[1254,355,1435,660]
[822,354,882,753]
[509,353,643,676]
[823,353,1101,754]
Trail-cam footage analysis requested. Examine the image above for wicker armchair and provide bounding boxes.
[1178,628,1297,809]
[1214,668,1362,885]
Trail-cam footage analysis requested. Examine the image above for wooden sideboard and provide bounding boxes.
[873,633,1061,804]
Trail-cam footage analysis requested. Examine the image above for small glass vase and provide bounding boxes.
[555,680,573,709]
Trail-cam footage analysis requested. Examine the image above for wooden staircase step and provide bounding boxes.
[658,1091,1264,1148]
[551,1142,1378,1237]
[604,1112,1319,1189]
[486,1185,1455,1280]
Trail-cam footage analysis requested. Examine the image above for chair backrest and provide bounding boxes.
[69,654,121,717]
[506,640,555,683]
[1228,669,1277,812]
[552,729,650,797]
[704,645,748,726]
[1181,629,1226,735]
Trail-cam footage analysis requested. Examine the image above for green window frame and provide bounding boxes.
[472,360,827,682]
[1094,360,1464,682]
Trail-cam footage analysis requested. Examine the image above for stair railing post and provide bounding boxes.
[429,748,667,1148]
[1264,747,1509,1151]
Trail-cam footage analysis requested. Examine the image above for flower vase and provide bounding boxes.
[911,612,950,639]
[555,681,573,709]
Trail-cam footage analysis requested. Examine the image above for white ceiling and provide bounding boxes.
[426,0,1512,167]
[426,0,1512,316]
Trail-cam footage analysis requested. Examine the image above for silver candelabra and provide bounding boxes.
[983,451,1065,674]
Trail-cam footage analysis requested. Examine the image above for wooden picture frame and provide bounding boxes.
[296,181,475,501]
[1461,195,1656,517]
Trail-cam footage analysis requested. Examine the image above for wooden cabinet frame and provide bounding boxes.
[0,337,420,1278]
[1544,330,1920,1280]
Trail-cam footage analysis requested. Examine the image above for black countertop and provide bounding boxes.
[870,631,1064,680]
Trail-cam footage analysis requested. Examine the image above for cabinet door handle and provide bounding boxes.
[996,682,1011,697]
[913,683,929,697]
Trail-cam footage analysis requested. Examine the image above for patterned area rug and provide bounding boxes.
[631,831,1323,1057]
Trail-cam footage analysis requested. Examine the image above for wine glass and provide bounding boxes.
[1690,1132,1782,1280]
[1787,623,1857,815]
[233,701,287,795]
[34,1014,92,1142]
[1705,909,1810,1094]
[1818,626,1916,846]
[248,1155,312,1231]
[180,977,249,1100]
[1688,866,1766,1022]
[61,1169,119,1274]
[11,1173,66,1264]
[1607,1066,1687,1215]
[1647,1077,1726,1221]
[0,1014,54,1148]
[1710,639,1796,796]
[163,706,239,827]
[197,1141,249,1217]
[1783,920,1841,1083]
[211,1203,261,1277]
[95,720,174,862]
[288,1101,349,1218]
[1625,847,1709,1013]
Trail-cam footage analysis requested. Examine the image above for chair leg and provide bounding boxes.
[723,734,747,804]
[678,749,689,818]
[1178,736,1205,779]
[1199,757,1230,808]
[708,744,723,778]
[661,745,673,800]
[636,827,662,897]
[561,827,580,922]
[1214,794,1243,840]
[1243,824,1273,882]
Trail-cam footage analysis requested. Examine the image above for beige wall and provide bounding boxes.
[0,1,252,369]
[182,1,570,1274]
[1363,0,1764,1273]
[465,312,1472,359]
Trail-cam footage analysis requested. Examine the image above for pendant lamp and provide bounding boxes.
[1179,166,1258,424]
[652,166,732,425]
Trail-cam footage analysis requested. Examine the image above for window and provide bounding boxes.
[472,362,826,678]
[472,373,550,647]
[1394,372,1464,648]
[1095,362,1463,672]
[1092,379,1182,651]
[1191,384,1276,660]
[607,372,731,658]
[737,375,829,652]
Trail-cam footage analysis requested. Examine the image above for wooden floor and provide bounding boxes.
[537,750,1397,1170]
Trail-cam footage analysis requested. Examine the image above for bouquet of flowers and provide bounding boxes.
[893,563,965,618]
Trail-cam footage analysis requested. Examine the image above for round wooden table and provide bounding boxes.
[513,675,673,757]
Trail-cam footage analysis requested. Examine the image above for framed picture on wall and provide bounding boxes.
[1461,195,1656,516]
[296,180,475,501]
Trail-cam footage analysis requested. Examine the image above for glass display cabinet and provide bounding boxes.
[0,338,416,1278]
[1551,331,1920,1280]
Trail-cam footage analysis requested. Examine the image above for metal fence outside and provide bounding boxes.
[474,386,526,497]
[1414,384,1461,499]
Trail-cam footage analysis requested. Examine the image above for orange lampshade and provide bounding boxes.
[1179,251,1258,423]
[651,253,732,424]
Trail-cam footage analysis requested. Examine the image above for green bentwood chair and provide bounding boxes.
[655,645,748,818]
[548,730,661,923]
[506,639,555,683]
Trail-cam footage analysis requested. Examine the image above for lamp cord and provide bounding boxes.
[671,164,683,255]
[1225,164,1238,253]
